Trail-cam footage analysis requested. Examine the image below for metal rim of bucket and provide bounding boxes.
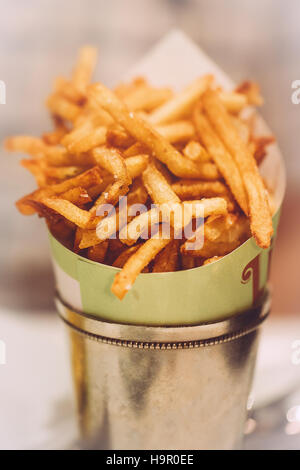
[55,288,270,350]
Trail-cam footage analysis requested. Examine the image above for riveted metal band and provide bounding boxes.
[56,291,270,350]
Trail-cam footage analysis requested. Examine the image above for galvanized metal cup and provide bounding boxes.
[56,291,270,450]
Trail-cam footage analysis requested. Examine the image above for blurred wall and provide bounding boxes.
[0,0,299,314]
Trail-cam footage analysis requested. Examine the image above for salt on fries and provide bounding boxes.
[4,46,275,299]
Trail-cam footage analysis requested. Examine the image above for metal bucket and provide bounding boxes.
[56,292,270,450]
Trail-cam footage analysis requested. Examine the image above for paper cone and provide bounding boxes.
[49,31,286,325]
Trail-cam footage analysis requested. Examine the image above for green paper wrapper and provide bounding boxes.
[49,31,286,325]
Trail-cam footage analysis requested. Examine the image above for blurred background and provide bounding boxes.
[0,0,299,450]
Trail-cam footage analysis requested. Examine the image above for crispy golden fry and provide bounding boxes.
[155,121,195,143]
[202,90,272,248]
[172,180,229,200]
[87,240,109,263]
[88,83,219,179]
[123,85,173,112]
[114,77,147,99]
[194,108,248,214]
[142,161,180,204]
[183,140,210,163]
[53,77,84,104]
[125,154,149,179]
[111,233,171,299]
[236,81,263,106]
[152,239,180,272]
[75,105,114,128]
[62,122,107,154]
[46,93,81,122]
[43,165,83,181]
[60,187,92,206]
[38,197,91,228]
[72,46,98,94]
[148,76,213,125]
[218,91,248,113]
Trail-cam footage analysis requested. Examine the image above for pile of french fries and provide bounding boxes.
[5,46,275,299]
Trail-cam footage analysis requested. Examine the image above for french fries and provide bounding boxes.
[5,46,276,299]
[202,90,273,248]
[193,107,248,214]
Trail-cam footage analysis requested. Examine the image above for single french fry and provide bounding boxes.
[53,77,84,104]
[60,187,92,206]
[183,140,211,163]
[43,165,83,181]
[194,108,248,214]
[72,46,98,94]
[46,93,81,122]
[172,180,229,200]
[218,91,248,113]
[114,77,147,99]
[148,76,213,125]
[62,123,107,154]
[39,197,91,228]
[202,90,272,248]
[124,86,173,112]
[88,83,219,179]
[111,233,172,299]
[125,154,149,179]
[142,161,180,204]
[155,120,195,143]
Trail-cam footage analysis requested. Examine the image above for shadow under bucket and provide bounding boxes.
[56,291,270,450]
